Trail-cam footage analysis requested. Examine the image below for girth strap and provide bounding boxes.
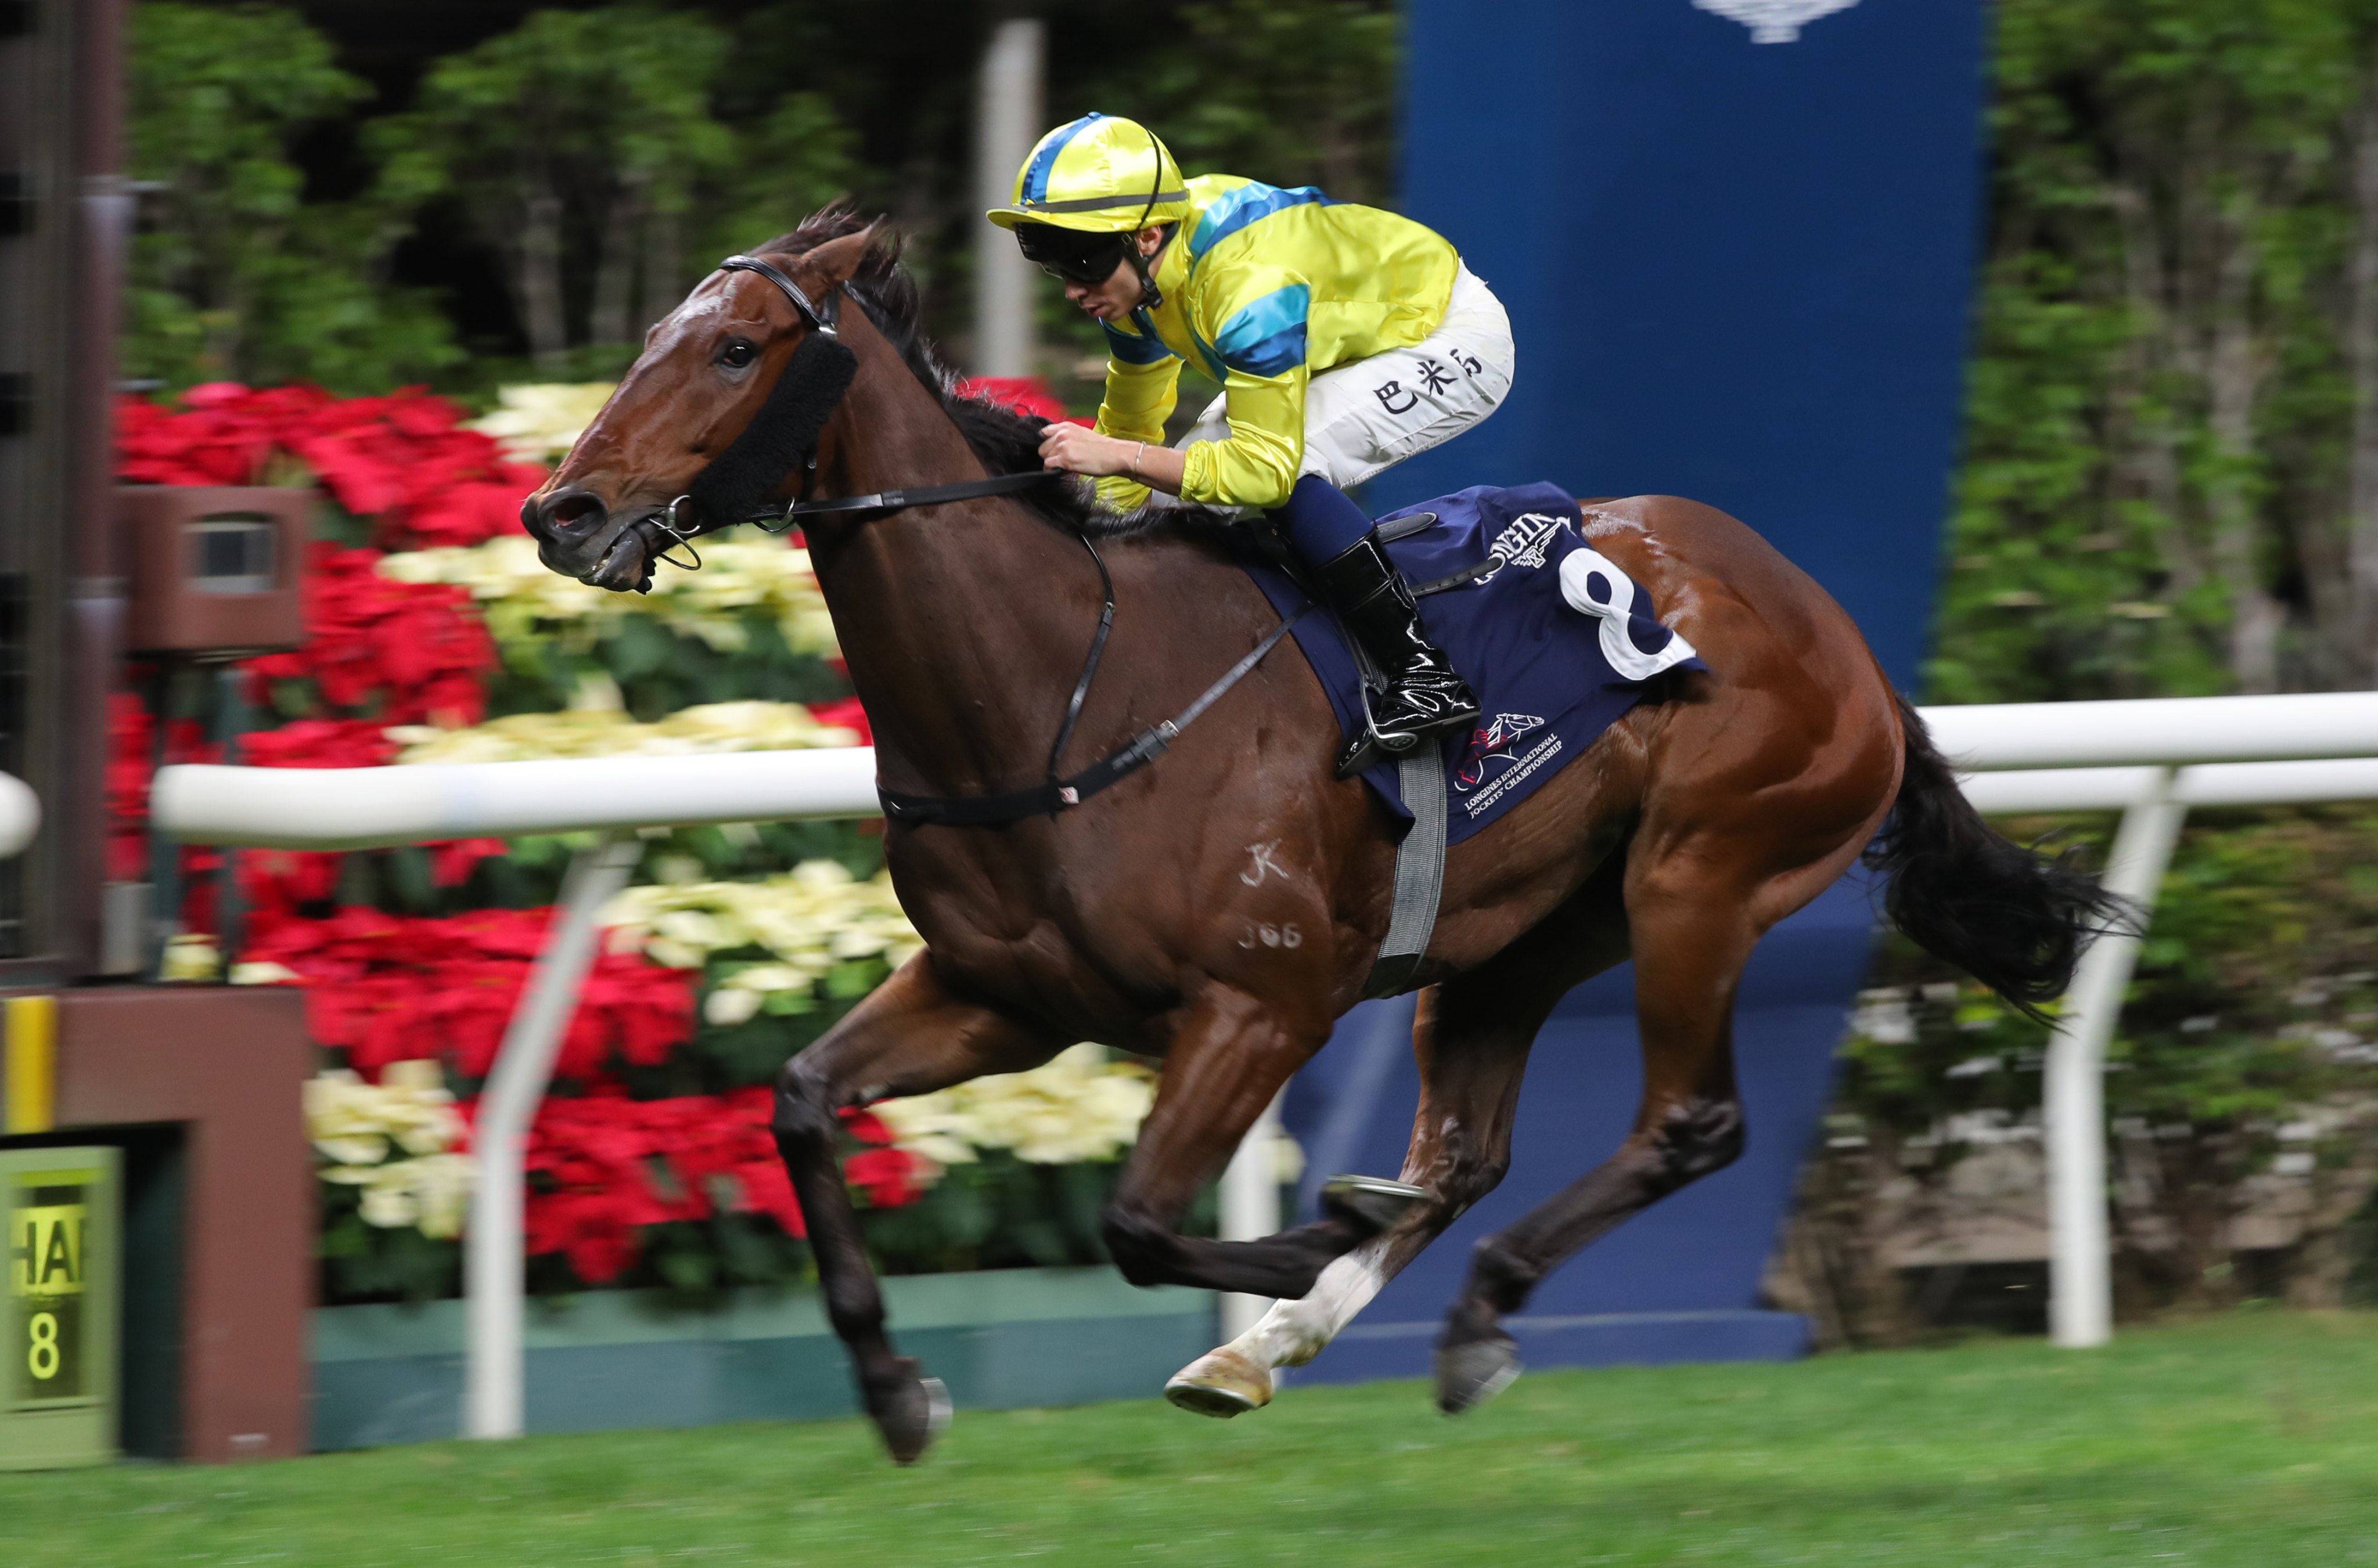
[1361,737,1452,998]
[879,607,1312,828]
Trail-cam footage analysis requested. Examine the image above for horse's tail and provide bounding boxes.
[1861,691,2131,1021]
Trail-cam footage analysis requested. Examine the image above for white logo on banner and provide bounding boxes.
[1691,0,1861,44]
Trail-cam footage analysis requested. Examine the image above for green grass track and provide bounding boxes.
[10,1313,2378,1566]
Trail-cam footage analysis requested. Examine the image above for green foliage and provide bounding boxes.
[373,5,735,365]
[1849,808,2378,1140]
[318,1180,461,1306]
[374,6,859,367]
[1835,806,2378,1310]
[1933,0,2378,701]
[482,611,848,724]
[126,3,461,392]
[698,91,860,258]
[1087,0,1402,205]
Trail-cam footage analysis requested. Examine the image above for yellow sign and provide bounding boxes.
[9,1176,94,1404]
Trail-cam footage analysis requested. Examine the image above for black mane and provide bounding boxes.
[758,203,1218,540]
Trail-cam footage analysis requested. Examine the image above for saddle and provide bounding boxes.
[1236,482,1703,846]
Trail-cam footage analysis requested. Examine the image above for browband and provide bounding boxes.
[720,254,841,336]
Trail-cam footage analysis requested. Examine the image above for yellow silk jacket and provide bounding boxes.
[1091,175,1459,511]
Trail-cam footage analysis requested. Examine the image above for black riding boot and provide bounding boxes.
[1319,529,1480,778]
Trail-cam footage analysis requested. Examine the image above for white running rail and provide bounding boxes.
[0,770,38,860]
[145,690,2378,1427]
[463,833,640,1439]
[1936,697,2378,1349]
[153,747,880,850]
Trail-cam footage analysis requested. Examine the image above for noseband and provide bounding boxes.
[634,253,1060,574]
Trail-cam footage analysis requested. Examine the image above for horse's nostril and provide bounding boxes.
[548,493,606,531]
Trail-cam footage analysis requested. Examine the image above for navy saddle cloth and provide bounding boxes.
[1234,482,1705,845]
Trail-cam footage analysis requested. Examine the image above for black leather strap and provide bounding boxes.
[744,468,1064,530]
[720,254,841,335]
[1413,557,1497,597]
[879,607,1312,827]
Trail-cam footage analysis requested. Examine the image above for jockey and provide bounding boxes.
[988,112,1516,778]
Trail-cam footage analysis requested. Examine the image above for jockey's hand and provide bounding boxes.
[1038,423,1188,496]
[1037,422,1132,478]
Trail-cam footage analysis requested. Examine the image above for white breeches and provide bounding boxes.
[1177,262,1517,495]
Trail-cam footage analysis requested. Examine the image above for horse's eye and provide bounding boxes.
[721,340,757,369]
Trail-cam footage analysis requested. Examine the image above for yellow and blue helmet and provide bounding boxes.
[986,113,1189,235]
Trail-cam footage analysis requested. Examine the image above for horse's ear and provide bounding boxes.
[799,224,884,288]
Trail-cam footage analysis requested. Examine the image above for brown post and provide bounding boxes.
[49,988,312,1461]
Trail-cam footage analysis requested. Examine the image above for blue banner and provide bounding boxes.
[1285,0,1990,1380]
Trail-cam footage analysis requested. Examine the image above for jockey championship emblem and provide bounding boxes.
[1689,0,1860,45]
[1456,712,1562,817]
[1475,512,1573,585]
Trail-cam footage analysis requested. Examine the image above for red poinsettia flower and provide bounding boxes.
[116,383,546,551]
[803,695,873,746]
[955,376,1090,428]
[446,1086,923,1285]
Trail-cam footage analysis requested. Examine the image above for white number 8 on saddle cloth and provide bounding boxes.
[1556,547,1701,683]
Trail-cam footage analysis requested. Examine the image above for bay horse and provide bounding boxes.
[523,208,2113,1464]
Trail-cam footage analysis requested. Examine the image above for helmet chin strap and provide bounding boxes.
[1125,125,1170,310]
[1127,230,1170,312]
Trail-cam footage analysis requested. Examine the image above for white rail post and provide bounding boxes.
[466,832,642,1439]
[973,17,1043,379]
[2045,768,2187,1349]
[1217,1090,1286,1343]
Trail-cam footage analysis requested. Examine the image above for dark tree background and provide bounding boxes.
[131,1,1396,394]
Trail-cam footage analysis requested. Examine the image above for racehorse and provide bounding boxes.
[521,207,2116,1464]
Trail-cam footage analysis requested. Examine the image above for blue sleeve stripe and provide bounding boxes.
[1221,324,1308,379]
[1214,284,1311,377]
[1102,322,1176,366]
[1023,113,1103,204]
[1188,183,1333,263]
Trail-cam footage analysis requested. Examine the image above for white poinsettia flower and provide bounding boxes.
[231,960,303,986]
[406,1154,477,1239]
[392,697,862,766]
[357,1181,421,1230]
[703,986,764,1028]
[381,1059,447,1094]
[305,1064,465,1170]
[652,909,735,950]
[726,964,810,992]
[466,382,618,464]
[598,864,919,986]
[645,937,706,971]
[316,1137,389,1169]
[870,1044,1162,1178]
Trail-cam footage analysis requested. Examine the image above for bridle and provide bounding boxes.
[720,251,842,336]
[617,249,1309,829]
[634,253,1062,574]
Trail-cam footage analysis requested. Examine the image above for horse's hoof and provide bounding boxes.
[868,1360,952,1464]
[1435,1335,1521,1415]
[1321,1174,1429,1236]
[1164,1347,1273,1419]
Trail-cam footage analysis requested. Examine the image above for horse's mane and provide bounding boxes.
[757,202,1220,540]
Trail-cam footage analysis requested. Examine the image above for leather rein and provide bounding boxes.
[634,252,1309,829]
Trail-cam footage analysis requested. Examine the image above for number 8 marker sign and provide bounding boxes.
[1,1148,118,1470]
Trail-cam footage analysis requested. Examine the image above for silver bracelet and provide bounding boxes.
[1131,440,1148,480]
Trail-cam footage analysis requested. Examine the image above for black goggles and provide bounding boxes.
[1014,224,1130,287]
